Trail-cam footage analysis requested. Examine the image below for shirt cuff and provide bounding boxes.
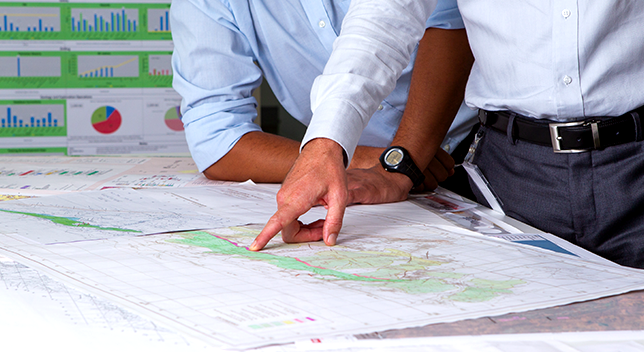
[301,100,365,167]
[183,100,261,172]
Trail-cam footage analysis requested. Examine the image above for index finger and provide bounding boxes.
[322,193,346,246]
[249,203,309,251]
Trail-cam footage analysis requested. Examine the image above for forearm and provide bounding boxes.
[206,137,388,181]
[202,131,300,183]
[394,28,474,172]
[303,0,438,164]
[349,146,385,169]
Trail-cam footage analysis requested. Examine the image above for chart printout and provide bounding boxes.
[1,223,644,349]
[0,1,185,156]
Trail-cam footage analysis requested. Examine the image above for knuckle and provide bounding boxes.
[276,191,287,204]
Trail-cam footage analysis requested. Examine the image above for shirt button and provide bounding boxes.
[563,75,573,85]
[443,144,451,153]
[318,20,326,28]
[562,9,571,18]
[377,104,383,111]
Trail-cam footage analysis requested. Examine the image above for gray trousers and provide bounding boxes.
[470,125,644,268]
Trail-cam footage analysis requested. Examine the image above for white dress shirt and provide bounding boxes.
[304,0,644,163]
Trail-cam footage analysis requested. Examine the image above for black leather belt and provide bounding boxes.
[478,107,644,153]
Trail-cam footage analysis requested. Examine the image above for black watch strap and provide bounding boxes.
[379,146,425,188]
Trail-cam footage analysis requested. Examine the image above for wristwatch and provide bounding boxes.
[379,146,425,188]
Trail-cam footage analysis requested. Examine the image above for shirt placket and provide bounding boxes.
[300,0,337,55]
[552,0,584,118]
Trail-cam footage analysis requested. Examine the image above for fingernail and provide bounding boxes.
[327,233,337,246]
[249,240,258,251]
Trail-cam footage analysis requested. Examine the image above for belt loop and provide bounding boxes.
[506,112,517,145]
[478,109,488,125]
[631,110,643,142]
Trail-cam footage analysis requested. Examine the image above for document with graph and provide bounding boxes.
[0,1,186,156]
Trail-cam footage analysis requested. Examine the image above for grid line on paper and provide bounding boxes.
[1,224,644,350]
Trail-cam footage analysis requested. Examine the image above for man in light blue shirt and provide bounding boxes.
[170,0,476,186]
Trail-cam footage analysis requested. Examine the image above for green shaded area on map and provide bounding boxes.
[450,279,527,302]
[171,230,396,283]
[0,208,140,233]
[172,227,526,301]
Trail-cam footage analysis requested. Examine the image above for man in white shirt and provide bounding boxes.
[250,0,644,268]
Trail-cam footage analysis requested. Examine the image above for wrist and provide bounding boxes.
[349,146,385,169]
[376,165,414,191]
[301,138,347,168]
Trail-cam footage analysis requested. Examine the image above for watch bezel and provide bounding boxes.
[383,147,404,168]
[379,146,426,188]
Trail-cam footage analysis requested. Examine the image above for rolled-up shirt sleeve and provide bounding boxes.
[171,0,262,172]
[302,0,438,164]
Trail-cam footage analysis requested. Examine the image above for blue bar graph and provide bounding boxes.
[148,9,171,32]
[0,55,61,78]
[78,56,137,78]
[0,7,59,32]
[1,107,59,128]
[82,66,117,78]
[71,8,138,33]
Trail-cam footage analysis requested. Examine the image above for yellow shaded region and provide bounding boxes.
[0,195,31,202]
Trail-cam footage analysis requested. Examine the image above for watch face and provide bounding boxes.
[384,148,404,167]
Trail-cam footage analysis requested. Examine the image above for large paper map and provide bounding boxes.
[0,185,290,244]
[2,222,644,350]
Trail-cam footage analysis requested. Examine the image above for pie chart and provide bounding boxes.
[91,106,122,134]
[164,106,184,131]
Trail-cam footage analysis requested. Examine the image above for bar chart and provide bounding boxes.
[0,103,65,132]
[0,6,60,32]
[148,55,172,76]
[0,55,61,77]
[147,8,170,33]
[71,8,138,33]
[77,55,139,78]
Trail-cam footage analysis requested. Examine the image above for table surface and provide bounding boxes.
[358,289,644,339]
[1,156,642,347]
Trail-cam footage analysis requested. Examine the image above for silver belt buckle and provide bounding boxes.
[549,120,600,153]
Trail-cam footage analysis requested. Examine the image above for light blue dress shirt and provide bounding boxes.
[170,0,475,172]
